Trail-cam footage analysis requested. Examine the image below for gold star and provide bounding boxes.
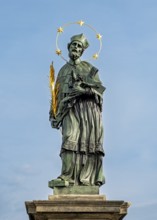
[96,33,102,40]
[93,53,99,59]
[57,27,63,33]
[56,49,62,55]
[77,20,85,26]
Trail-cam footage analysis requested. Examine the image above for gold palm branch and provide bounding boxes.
[49,62,57,118]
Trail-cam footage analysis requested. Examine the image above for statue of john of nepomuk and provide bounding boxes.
[49,33,106,186]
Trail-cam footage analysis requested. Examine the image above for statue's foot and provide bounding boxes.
[80,180,90,186]
[48,178,69,188]
[58,176,75,185]
[95,181,102,186]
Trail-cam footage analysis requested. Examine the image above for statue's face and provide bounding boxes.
[68,41,84,60]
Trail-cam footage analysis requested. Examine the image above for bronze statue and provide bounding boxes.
[49,33,106,186]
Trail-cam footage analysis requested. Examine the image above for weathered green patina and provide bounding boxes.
[49,34,106,187]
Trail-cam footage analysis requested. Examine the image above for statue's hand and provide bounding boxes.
[49,109,53,120]
[70,84,86,96]
[70,83,93,97]
[50,118,60,129]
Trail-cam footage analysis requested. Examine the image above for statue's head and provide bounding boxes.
[68,33,89,60]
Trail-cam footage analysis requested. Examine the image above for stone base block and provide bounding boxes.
[52,185,99,195]
[25,195,130,220]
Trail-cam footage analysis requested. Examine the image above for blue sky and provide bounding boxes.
[0,0,157,219]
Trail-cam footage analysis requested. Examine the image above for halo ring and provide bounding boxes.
[55,20,102,62]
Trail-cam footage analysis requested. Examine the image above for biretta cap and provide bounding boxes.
[70,33,89,49]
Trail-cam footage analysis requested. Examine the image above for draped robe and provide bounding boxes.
[50,60,106,186]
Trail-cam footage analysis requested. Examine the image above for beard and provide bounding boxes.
[69,50,82,60]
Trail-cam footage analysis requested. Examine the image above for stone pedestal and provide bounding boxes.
[25,190,130,220]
